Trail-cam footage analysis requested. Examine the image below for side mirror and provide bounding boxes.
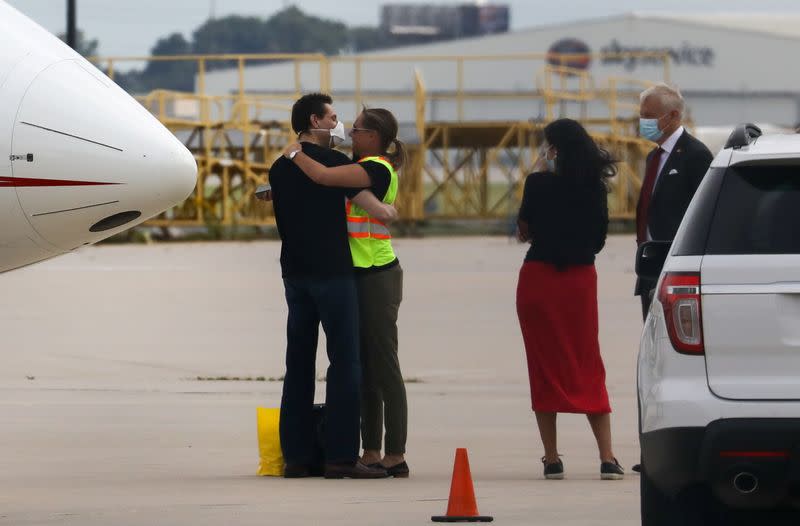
[636,241,672,280]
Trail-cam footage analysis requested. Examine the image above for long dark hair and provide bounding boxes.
[360,107,406,170]
[543,118,616,187]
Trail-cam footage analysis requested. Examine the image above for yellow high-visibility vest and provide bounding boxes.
[346,156,399,268]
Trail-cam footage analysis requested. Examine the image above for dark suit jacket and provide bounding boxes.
[635,129,713,296]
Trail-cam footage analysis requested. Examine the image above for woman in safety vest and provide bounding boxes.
[283,108,409,478]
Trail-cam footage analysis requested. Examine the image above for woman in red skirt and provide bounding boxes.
[516,118,624,480]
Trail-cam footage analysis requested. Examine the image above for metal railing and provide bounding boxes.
[89,51,672,227]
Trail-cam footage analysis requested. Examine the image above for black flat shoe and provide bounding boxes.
[541,456,564,480]
[369,461,410,478]
[601,458,625,480]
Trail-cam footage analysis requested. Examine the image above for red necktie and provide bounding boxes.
[636,147,664,245]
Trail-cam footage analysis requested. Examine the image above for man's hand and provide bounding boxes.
[255,184,272,202]
[376,204,398,224]
[283,142,302,159]
[351,191,399,224]
[516,220,530,242]
[533,153,548,173]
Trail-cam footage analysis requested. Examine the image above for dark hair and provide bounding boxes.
[291,93,332,135]
[543,118,617,185]
[359,107,406,170]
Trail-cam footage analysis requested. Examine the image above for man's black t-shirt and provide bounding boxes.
[270,142,356,278]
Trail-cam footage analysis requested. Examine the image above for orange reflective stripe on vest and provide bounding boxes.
[368,219,391,239]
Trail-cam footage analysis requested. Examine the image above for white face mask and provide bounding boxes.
[329,121,346,146]
[311,121,346,147]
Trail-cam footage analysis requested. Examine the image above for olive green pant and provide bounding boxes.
[356,265,407,455]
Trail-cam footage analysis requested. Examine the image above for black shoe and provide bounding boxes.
[601,458,625,480]
[541,456,564,480]
[283,464,310,478]
[368,461,410,478]
[324,460,389,479]
[631,463,642,473]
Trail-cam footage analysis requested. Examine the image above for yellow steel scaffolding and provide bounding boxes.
[93,52,672,227]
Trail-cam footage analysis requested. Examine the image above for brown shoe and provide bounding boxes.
[324,460,389,479]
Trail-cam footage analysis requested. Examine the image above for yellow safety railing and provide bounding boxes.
[89,51,673,227]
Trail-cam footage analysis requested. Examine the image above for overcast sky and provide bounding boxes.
[8,0,800,60]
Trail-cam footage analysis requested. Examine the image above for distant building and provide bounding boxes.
[380,3,510,44]
[199,12,800,133]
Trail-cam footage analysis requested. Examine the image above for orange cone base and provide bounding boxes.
[431,516,493,522]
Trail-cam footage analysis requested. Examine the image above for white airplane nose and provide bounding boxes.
[9,60,197,250]
[142,128,198,213]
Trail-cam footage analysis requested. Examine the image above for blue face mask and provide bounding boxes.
[639,118,663,142]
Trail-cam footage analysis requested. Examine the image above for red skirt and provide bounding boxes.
[516,261,611,414]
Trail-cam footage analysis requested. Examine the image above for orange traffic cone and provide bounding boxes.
[432,448,493,522]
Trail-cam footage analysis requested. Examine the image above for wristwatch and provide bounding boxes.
[287,149,300,160]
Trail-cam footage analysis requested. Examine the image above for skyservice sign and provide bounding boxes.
[546,38,716,72]
[601,39,715,70]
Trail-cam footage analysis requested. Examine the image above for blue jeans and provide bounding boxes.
[279,275,361,465]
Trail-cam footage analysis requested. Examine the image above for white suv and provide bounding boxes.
[636,124,800,525]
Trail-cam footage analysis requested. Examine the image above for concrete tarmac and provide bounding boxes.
[0,235,643,525]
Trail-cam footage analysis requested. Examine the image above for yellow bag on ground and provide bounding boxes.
[256,407,284,476]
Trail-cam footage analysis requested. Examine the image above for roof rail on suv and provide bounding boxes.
[724,123,762,149]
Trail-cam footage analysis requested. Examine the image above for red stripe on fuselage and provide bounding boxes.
[0,176,120,187]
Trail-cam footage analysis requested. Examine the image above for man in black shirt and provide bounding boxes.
[270,93,390,479]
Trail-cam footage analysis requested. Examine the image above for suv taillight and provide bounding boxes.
[657,272,704,355]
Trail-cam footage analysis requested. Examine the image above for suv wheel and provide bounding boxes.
[641,463,722,526]
[640,461,672,526]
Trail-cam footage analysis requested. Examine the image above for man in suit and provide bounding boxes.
[631,84,714,474]
[635,84,713,320]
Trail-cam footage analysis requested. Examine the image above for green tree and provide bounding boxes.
[117,33,195,93]
[347,26,397,53]
[193,16,267,55]
[114,6,406,95]
[191,8,349,71]
[57,29,99,57]
[144,33,196,91]
[262,6,346,54]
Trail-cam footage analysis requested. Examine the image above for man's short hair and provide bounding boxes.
[640,83,685,118]
[291,93,333,135]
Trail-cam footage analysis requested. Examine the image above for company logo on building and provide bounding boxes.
[546,38,592,70]
[601,39,715,71]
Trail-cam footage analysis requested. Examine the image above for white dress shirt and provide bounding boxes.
[654,126,684,190]
[647,125,685,240]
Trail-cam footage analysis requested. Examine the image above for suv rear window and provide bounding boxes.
[671,167,725,256]
[705,164,800,255]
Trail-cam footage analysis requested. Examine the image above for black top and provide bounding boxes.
[518,172,608,269]
[270,142,356,278]
[360,160,392,201]
[354,159,400,275]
